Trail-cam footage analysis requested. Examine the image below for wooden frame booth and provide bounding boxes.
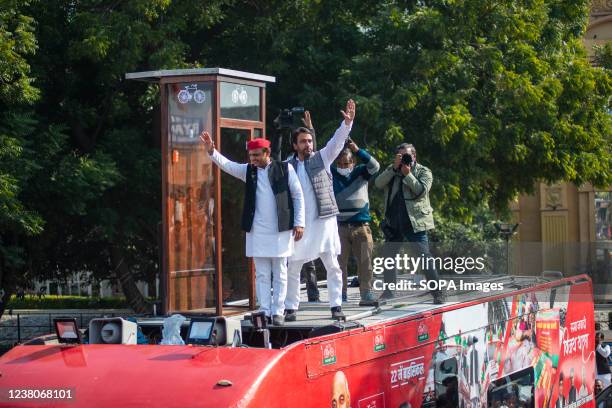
[126,68,276,316]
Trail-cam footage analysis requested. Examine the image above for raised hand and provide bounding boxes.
[340,99,356,126]
[273,113,282,130]
[199,131,215,154]
[347,140,358,153]
[301,110,313,129]
[393,153,402,170]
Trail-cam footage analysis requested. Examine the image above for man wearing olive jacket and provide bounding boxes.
[374,142,445,304]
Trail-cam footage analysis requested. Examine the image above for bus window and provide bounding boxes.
[435,357,458,408]
[487,367,535,408]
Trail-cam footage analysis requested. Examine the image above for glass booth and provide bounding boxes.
[126,68,275,316]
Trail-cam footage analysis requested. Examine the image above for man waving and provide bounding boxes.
[285,99,356,321]
[200,132,304,325]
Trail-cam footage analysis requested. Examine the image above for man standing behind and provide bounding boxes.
[331,140,379,305]
[200,132,304,325]
[568,368,577,403]
[596,332,611,387]
[375,142,444,304]
[285,99,356,321]
[577,366,589,399]
[556,372,566,408]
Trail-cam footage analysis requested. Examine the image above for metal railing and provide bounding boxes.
[0,307,609,347]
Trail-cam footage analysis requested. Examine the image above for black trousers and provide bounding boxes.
[382,225,440,287]
[302,260,319,301]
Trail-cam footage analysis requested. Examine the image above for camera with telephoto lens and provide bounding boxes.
[401,153,413,166]
[277,107,305,130]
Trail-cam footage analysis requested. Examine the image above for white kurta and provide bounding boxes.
[209,151,304,257]
[290,121,352,262]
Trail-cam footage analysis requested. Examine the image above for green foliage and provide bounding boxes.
[429,207,509,274]
[0,1,43,285]
[429,211,502,244]
[0,0,39,105]
[6,295,130,310]
[204,0,610,222]
[0,114,44,237]
[335,0,611,220]
[0,0,610,306]
[1,0,230,295]
[594,42,612,70]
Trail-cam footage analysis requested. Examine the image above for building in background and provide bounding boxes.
[585,1,612,60]
[32,272,158,299]
[508,2,611,302]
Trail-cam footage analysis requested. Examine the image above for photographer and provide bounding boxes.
[374,143,445,304]
[331,140,379,306]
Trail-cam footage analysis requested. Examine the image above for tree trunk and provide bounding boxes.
[110,245,152,314]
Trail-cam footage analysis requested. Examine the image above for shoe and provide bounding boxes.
[432,290,446,305]
[307,297,321,302]
[378,289,394,301]
[284,309,297,322]
[359,291,379,307]
[272,315,284,326]
[331,306,346,321]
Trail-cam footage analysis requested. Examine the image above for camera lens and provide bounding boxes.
[401,153,413,166]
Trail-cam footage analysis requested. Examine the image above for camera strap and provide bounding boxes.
[404,166,425,201]
[384,176,395,217]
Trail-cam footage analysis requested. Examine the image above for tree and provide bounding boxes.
[0,0,128,316]
[2,0,610,316]
[594,42,612,70]
[14,0,229,313]
[335,0,611,220]
[0,0,44,314]
[199,0,610,222]
[203,0,381,141]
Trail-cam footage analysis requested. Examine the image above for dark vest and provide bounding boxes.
[241,160,294,232]
[597,345,612,374]
[288,152,338,218]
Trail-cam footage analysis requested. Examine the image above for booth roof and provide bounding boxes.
[125,68,276,83]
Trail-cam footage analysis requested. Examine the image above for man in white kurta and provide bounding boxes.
[284,99,356,321]
[200,133,304,325]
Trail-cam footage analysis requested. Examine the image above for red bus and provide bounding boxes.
[0,274,595,407]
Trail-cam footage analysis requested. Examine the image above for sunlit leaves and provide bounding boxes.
[339,0,611,219]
